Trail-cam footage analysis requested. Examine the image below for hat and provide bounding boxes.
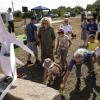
[57,29,64,33]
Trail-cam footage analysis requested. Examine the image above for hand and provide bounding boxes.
[60,83,65,91]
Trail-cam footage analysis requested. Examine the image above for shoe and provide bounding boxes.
[35,60,40,64]
[76,78,81,89]
[88,72,96,80]
[25,61,33,65]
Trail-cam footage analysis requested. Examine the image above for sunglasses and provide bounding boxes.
[42,23,47,24]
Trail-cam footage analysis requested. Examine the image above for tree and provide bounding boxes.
[73,6,84,14]
[13,10,22,17]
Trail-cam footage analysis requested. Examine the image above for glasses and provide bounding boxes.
[64,21,68,22]
[42,23,47,24]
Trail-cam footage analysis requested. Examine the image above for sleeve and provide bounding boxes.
[94,24,98,31]
[86,24,89,31]
[59,24,63,29]
[51,27,56,40]
[34,25,37,31]
[68,58,75,72]
[69,25,72,32]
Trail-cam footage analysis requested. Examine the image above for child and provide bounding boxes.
[42,58,66,90]
[60,48,96,90]
[56,29,71,69]
[87,34,98,51]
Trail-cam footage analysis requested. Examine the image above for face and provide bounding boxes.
[75,54,84,64]
[42,21,48,28]
[32,20,37,24]
[89,37,95,43]
[64,20,68,24]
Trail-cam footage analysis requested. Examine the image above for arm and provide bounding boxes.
[67,39,71,49]
[55,38,59,52]
[91,24,98,32]
[34,30,39,46]
[51,28,56,48]
[38,28,41,46]
[60,59,75,90]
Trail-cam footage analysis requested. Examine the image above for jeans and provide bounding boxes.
[75,59,94,78]
[8,21,14,33]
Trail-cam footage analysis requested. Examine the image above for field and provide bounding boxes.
[1,17,100,100]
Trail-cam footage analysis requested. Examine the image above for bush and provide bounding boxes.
[14,10,22,17]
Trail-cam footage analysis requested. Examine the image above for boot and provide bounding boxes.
[76,78,81,90]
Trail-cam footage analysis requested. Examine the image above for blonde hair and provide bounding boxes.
[40,17,51,27]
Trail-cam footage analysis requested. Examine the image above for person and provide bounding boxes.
[56,29,71,69]
[60,48,96,90]
[97,22,100,43]
[87,34,98,51]
[81,12,86,22]
[95,43,100,65]
[25,16,39,65]
[87,18,98,36]
[80,17,88,46]
[59,18,73,38]
[38,18,56,62]
[6,8,14,33]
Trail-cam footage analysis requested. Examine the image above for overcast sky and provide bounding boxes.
[0,0,96,12]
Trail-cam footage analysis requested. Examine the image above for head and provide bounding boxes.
[74,49,84,64]
[31,16,37,24]
[64,18,69,25]
[57,29,64,36]
[41,17,50,28]
[88,35,95,43]
[43,58,52,69]
[8,8,12,12]
[90,18,95,24]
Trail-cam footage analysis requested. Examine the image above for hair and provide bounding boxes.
[89,34,95,39]
[31,16,37,21]
[8,8,12,12]
[40,17,51,27]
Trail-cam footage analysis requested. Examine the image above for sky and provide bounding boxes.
[0,0,96,12]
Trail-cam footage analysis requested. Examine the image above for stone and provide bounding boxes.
[3,79,61,100]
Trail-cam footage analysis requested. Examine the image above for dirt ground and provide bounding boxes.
[2,18,100,100]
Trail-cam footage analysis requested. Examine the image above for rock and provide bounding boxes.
[3,79,61,100]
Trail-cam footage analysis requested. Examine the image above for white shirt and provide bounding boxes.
[57,34,69,49]
[95,47,100,57]
[60,24,72,35]
[6,12,14,21]
[98,23,100,32]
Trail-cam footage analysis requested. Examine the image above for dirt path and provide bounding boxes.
[16,18,100,100]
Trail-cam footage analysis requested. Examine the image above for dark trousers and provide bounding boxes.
[8,21,14,33]
[75,59,94,79]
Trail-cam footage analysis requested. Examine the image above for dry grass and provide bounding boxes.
[1,18,100,100]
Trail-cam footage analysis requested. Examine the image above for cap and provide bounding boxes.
[57,29,64,33]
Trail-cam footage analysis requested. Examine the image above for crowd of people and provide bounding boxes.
[5,9,100,94]
[24,15,100,93]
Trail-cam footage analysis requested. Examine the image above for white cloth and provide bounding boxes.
[6,12,14,21]
[60,24,72,35]
[98,23,100,32]
[57,34,69,49]
[0,15,35,58]
[95,47,100,57]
